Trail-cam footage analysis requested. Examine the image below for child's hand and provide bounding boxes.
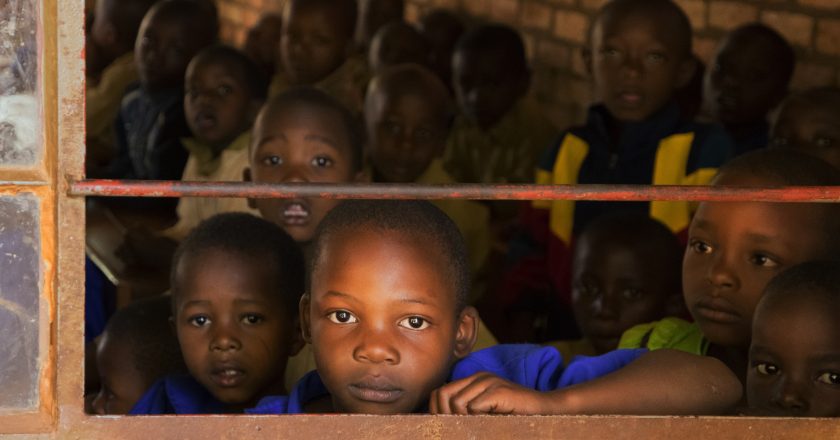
[429,372,548,415]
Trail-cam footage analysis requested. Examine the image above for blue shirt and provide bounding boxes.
[129,374,228,415]
[247,344,647,414]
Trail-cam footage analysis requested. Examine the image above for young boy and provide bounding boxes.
[355,0,404,52]
[619,149,840,388]
[551,213,683,359]
[747,260,840,417]
[704,24,795,156]
[367,23,430,76]
[89,296,186,415]
[444,24,557,185]
[770,87,840,170]
[130,213,306,414]
[364,63,490,289]
[248,200,741,415]
[492,0,733,341]
[243,13,283,78]
[417,9,464,95]
[86,0,157,167]
[93,0,218,181]
[271,0,368,113]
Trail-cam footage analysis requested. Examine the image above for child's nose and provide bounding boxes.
[590,293,619,319]
[353,329,400,365]
[619,55,643,77]
[773,376,810,413]
[705,252,738,292]
[280,165,310,183]
[210,326,242,352]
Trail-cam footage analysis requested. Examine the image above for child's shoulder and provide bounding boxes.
[247,370,330,415]
[129,374,226,415]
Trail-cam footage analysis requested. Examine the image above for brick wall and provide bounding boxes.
[217,0,840,129]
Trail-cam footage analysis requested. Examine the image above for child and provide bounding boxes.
[248,200,741,415]
[490,0,733,342]
[364,63,491,300]
[620,149,840,388]
[747,260,840,417]
[367,23,430,76]
[86,0,157,167]
[444,24,557,185]
[551,213,683,359]
[355,0,404,51]
[770,87,840,170]
[704,24,795,156]
[94,0,218,181]
[89,296,186,415]
[417,9,464,94]
[272,0,368,113]
[243,13,283,78]
[130,213,306,414]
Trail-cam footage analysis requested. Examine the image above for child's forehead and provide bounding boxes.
[257,102,349,142]
[595,10,687,53]
[188,59,244,82]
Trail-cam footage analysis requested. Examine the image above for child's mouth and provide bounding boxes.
[348,378,404,403]
[693,298,740,324]
[618,91,643,106]
[282,200,311,226]
[195,111,218,131]
[210,368,246,388]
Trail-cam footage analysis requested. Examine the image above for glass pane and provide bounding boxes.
[0,194,40,409]
[0,0,40,166]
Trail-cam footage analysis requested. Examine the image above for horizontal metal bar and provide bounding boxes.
[68,179,840,202]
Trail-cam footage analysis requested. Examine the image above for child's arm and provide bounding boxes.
[429,349,742,415]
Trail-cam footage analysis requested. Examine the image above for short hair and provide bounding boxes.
[590,0,692,59]
[171,213,306,313]
[578,212,683,293]
[780,86,840,117]
[763,260,840,304]
[259,86,365,171]
[311,200,470,311]
[419,9,465,45]
[369,22,430,71]
[101,296,186,385]
[285,0,358,39]
[189,45,269,100]
[148,0,219,46]
[725,24,795,87]
[454,24,528,77]
[366,63,453,127]
[100,0,158,48]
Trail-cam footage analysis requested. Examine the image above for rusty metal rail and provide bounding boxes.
[69,179,840,202]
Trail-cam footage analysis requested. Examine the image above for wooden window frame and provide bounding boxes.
[1,0,839,436]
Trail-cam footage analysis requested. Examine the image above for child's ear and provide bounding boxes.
[288,315,306,356]
[243,167,257,209]
[299,292,313,344]
[675,56,698,89]
[453,306,479,359]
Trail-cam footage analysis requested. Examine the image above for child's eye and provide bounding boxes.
[311,156,334,168]
[689,239,713,254]
[241,314,264,325]
[188,315,210,327]
[769,136,789,148]
[398,316,430,330]
[749,253,779,268]
[328,310,358,324]
[814,136,835,148]
[817,372,840,385]
[575,282,599,298]
[755,362,780,376]
[646,52,666,64]
[261,155,282,166]
[621,288,644,301]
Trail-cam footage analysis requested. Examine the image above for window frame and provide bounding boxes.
[1,0,839,436]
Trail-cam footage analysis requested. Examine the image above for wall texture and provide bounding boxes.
[217,0,840,129]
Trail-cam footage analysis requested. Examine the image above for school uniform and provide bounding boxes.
[443,98,557,184]
[618,317,708,355]
[269,55,369,113]
[129,374,228,414]
[86,53,139,157]
[730,121,769,157]
[248,344,647,414]
[162,131,259,241]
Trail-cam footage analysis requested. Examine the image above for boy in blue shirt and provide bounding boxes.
[249,200,741,415]
[130,213,306,414]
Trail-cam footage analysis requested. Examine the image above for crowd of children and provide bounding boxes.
[82,0,840,418]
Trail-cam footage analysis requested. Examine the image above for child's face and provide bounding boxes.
[367,91,447,183]
[452,49,527,130]
[748,293,840,417]
[771,99,840,170]
[246,103,360,243]
[135,12,205,92]
[280,4,349,85]
[244,15,283,70]
[705,33,788,128]
[588,13,693,122]
[304,229,475,414]
[572,238,672,354]
[185,62,255,149]
[90,332,152,414]
[173,249,298,407]
[682,172,829,349]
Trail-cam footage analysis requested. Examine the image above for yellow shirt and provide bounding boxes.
[546,338,597,363]
[269,55,369,113]
[86,53,139,160]
[443,98,557,184]
[162,132,259,241]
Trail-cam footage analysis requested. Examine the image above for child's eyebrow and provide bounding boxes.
[304,133,340,150]
[810,353,840,364]
[181,300,211,308]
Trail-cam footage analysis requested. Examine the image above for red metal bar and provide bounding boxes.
[68,179,840,202]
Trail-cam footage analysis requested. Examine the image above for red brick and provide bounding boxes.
[580,0,608,11]
[463,0,489,17]
[693,36,719,65]
[761,10,814,47]
[798,0,840,10]
[708,2,759,31]
[791,62,836,90]
[553,10,589,45]
[674,0,706,31]
[490,0,520,24]
[521,2,552,31]
[536,40,571,68]
[816,18,840,57]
